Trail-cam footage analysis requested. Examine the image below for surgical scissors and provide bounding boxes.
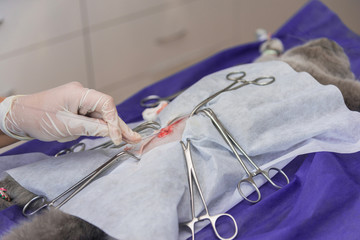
[23,151,138,216]
[140,89,186,108]
[55,121,161,157]
[198,108,289,203]
[190,71,275,116]
[180,139,238,240]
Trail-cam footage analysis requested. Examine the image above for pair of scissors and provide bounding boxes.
[23,151,138,216]
[140,89,186,108]
[198,108,289,203]
[54,121,161,157]
[180,139,238,240]
[190,71,275,116]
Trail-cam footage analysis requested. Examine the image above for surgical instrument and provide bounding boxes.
[23,151,138,217]
[190,71,275,116]
[140,89,186,108]
[55,121,161,157]
[180,139,238,240]
[198,108,289,203]
[54,142,86,157]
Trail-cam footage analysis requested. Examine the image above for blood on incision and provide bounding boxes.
[157,125,174,138]
[157,118,184,138]
[137,116,187,155]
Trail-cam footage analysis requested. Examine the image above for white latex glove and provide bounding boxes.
[0,82,141,145]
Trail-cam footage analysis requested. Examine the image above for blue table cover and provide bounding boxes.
[1,1,360,239]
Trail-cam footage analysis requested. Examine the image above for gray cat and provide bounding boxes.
[255,38,360,112]
[1,38,359,239]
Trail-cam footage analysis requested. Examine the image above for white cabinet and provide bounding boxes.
[86,0,190,27]
[0,0,357,103]
[89,0,233,101]
[0,37,88,95]
[0,0,234,102]
[0,0,83,55]
[0,0,86,95]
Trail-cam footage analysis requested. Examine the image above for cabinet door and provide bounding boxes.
[86,0,189,27]
[0,37,88,95]
[90,0,233,92]
[0,0,83,56]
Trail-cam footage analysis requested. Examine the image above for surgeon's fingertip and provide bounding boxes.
[117,122,139,141]
[122,130,141,144]
[111,134,122,146]
[127,124,142,138]
[130,131,142,142]
[109,126,122,145]
[113,137,122,146]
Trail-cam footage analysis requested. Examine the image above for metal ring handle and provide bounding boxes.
[265,167,290,189]
[140,95,161,108]
[251,76,275,86]
[22,195,48,217]
[54,149,70,157]
[70,142,86,153]
[237,178,261,203]
[209,213,238,240]
[226,71,246,81]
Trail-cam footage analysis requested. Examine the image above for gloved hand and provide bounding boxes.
[0,82,141,145]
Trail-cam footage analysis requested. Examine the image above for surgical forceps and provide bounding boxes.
[55,121,161,157]
[181,140,238,240]
[198,108,289,203]
[140,89,186,108]
[23,151,138,217]
[190,71,275,116]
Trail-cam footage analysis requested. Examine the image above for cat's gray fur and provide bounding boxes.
[0,175,111,240]
[0,175,37,210]
[1,38,359,239]
[2,207,111,240]
[255,38,360,111]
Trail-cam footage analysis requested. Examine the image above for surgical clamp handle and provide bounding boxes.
[54,121,161,157]
[181,140,238,240]
[198,108,289,203]
[140,89,186,108]
[55,142,86,157]
[190,71,275,116]
[23,151,138,217]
